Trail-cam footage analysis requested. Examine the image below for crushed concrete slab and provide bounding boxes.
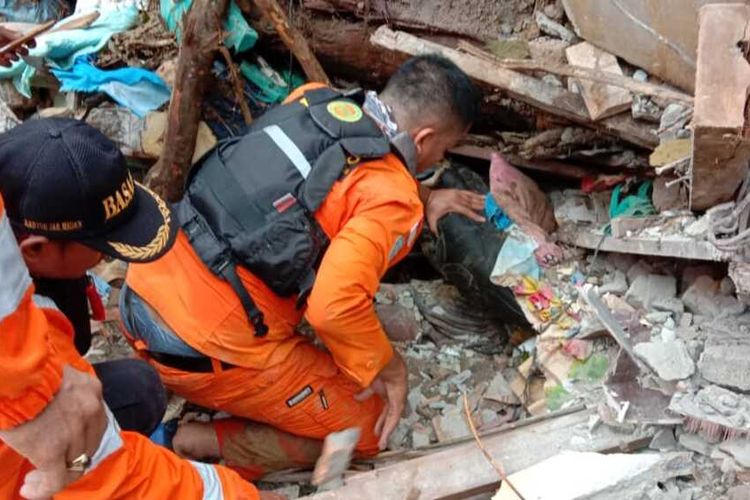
[698,345,750,392]
[493,451,693,500]
[634,339,695,381]
[670,386,750,442]
[719,439,750,468]
[682,275,721,317]
[652,297,685,317]
[650,428,678,452]
[678,432,714,457]
[626,274,677,310]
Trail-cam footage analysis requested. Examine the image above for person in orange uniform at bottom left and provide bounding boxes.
[0,118,278,500]
[120,55,486,479]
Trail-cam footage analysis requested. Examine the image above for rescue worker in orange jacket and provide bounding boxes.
[0,118,263,500]
[120,55,484,476]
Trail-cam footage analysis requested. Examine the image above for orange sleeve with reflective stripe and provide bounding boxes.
[306,164,423,387]
[283,82,328,105]
[0,194,63,429]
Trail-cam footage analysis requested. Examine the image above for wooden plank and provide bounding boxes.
[449,144,593,180]
[370,26,658,149]
[691,3,750,210]
[565,42,632,121]
[305,408,653,500]
[457,41,693,104]
[556,223,732,261]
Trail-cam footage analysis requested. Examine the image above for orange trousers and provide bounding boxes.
[144,342,384,461]
[0,327,257,500]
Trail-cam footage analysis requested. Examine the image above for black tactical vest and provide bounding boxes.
[174,87,416,336]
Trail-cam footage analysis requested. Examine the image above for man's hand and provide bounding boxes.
[424,188,486,234]
[0,365,107,500]
[354,351,408,450]
[0,26,35,67]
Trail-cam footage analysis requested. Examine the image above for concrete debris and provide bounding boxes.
[698,345,750,392]
[682,275,746,318]
[650,428,678,452]
[632,94,662,123]
[625,274,677,310]
[484,372,519,405]
[598,269,628,295]
[670,386,750,442]
[535,11,577,43]
[311,428,361,487]
[432,404,471,442]
[678,432,714,457]
[659,103,692,143]
[634,340,695,381]
[493,451,693,500]
[565,42,632,121]
[728,485,750,500]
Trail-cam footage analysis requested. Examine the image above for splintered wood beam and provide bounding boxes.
[253,0,330,84]
[307,408,653,500]
[372,26,658,149]
[146,0,229,201]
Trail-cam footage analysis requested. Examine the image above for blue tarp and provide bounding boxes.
[52,57,170,118]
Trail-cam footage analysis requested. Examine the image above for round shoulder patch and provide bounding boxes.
[327,100,363,123]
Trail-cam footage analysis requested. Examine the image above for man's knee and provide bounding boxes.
[94,358,167,435]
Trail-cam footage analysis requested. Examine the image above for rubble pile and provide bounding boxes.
[5,0,750,499]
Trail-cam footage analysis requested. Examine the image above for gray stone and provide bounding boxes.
[699,345,750,391]
[652,297,685,316]
[626,260,653,284]
[721,277,737,296]
[271,485,300,499]
[599,269,628,295]
[633,70,649,82]
[659,103,691,142]
[634,339,695,381]
[411,423,432,448]
[645,311,672,324]
[543,0,564,21]
[626,274,677,310]
[720,439,750,468]
[678,432,714,456]
[432,405,471,442]
[542,74,563,87]
[682,275,721,317]
[535,11,577,42]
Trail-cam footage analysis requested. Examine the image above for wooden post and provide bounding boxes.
[146,0,229,202]
[252,0,330,84]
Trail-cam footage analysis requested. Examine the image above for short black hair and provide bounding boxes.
[381,54,481,130]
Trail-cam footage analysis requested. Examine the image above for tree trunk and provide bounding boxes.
[146,0,229,202]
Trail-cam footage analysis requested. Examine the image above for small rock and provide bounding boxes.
[542,74,563,87]
[659,103,691,142]
[543,1,564,21]
[632,94,662,123]
[411,423,432,447]
[678,432,714,456]
[633,339,695,380]
[534,11,577,42]
[271,485,300,499]
[682,275,721,317]
[645,311,672,324]
[483,372,519,404]
[660,327,677,343]
[599,269,628,295]
[626,274,677,310]
[633,69,649,82]
[684,216,709,238]
[480,409,499,427]
[528,36,570,64]
[720,277,737,296]
[432,405,471,442]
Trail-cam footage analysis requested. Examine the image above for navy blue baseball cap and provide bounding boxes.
[0,118,177,262]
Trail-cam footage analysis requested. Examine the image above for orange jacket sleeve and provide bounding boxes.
[305,171,423,388]
[0,194,63,430]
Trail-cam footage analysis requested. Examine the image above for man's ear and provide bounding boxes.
[412,127,437,155]
[19,235,50,265]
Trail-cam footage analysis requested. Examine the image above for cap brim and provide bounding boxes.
[81,182,177,263]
